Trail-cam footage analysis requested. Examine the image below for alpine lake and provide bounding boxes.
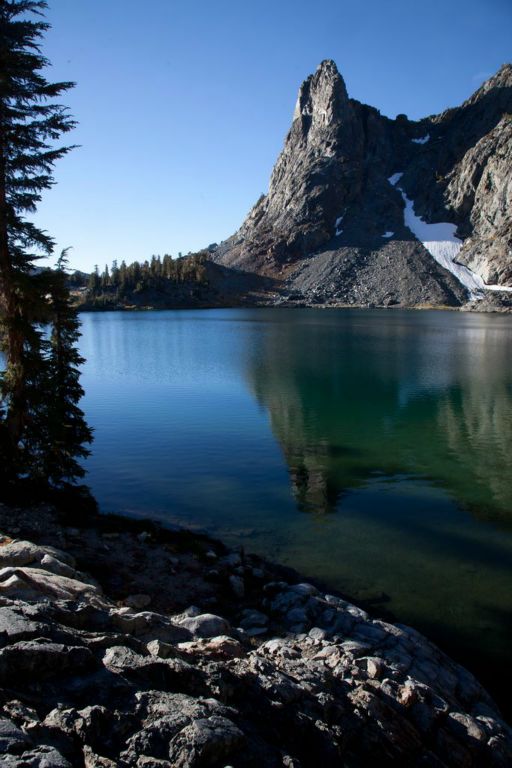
[79,307,512,711]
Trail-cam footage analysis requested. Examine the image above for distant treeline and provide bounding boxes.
[84,252,210,298]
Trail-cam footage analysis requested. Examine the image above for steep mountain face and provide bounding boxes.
[214,61,512,307]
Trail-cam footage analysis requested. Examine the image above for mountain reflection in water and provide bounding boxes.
[246,311,512,522]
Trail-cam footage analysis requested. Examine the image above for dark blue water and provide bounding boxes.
[79,308,512,700]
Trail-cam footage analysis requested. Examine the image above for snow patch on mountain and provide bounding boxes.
[388,173,403,186]
[399,190,483,297]
[411,134,430,144]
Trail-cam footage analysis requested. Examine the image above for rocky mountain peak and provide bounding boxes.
[214,61,512,307]
[451,62,512,117]
[476,63,512,95]
[292,59,350,129]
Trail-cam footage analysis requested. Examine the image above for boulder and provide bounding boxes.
[176,613,231,639]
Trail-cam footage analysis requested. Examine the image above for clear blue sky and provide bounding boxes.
[34,0,511,273]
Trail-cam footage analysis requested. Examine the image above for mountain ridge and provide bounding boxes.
[213,61,512,308]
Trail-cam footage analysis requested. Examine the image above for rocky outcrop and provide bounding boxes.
[0,504,511,766]
[445,116,512,285]
[214,61,512,308]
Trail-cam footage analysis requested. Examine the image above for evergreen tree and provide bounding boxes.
[88,264,100,294]
[101,264,110,289]
[41,249,92,486]
[110,258,119,288]
[0,1,89,490]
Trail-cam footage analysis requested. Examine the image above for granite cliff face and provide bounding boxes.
[214,61,512,308]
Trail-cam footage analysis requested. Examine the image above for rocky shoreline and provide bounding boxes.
[75,290,512,314]
[0,503,511,767]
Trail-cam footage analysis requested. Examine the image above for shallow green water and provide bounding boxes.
[79,308,512,706]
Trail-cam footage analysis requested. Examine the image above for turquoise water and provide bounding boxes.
[79,308,512,705]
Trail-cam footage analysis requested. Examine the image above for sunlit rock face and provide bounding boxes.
[214,61,512,307]
[445,115,512,286]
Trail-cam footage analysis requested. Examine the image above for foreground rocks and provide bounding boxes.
[0,504,511,766]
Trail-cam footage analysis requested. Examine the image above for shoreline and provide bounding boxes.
[1,501,511,766]
[75,298,512,314]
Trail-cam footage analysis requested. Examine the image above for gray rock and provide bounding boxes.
[168,716,245,767]
[290,583,319,596]
[124,594,151,610]
[269,590,303,613]
[239,610,268,629]
[146,639,175,659]
[0,566,100,602]
[83,745,117,767]
[110,610,191,644]
[0,746,72,767]
[353,622,388,645]
[177,613,231,639]
[0,717,31,753]
[0,607,48,645]
[177,636,244,659]
[102,645,205,694]
[285,607,309,626]
[0,641,97,682]
[39,555,76,579]
[0,541,74,569]
[228,575,244,598]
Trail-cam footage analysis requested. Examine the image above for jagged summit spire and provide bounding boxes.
[316,59,341,76]
[293,59,349,124]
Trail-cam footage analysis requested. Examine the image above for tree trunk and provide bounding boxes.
[0,118,25,449]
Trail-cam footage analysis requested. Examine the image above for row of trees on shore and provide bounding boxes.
[0,1,92,498]
[87,253,210,296]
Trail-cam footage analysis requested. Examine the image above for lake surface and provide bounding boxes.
[79,308,512,706]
